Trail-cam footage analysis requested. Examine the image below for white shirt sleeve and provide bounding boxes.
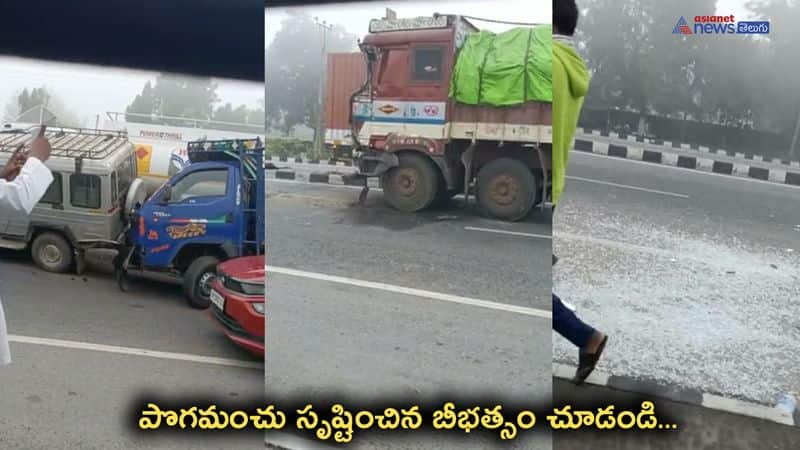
[0,157,54,216]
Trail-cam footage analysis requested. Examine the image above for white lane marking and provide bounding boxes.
[267,265,551,320]
[8,335,263,370]
[574,151,800,191]
[566,175,690,199]
[464,226,551,240]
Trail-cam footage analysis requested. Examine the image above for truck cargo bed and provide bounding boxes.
[450,101,552,144]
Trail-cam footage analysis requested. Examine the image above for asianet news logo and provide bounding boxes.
[672,15,770,35]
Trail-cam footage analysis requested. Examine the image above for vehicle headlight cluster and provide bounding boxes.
[223,275,264,297]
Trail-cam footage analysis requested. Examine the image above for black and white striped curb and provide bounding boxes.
[553,363,799,427]
[265,155,354,167]
[574,138,800,186]
[266,168,381,189]
[265,141,800,187]
[581,128,800,168]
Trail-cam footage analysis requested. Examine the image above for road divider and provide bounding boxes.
[573,138,800,187]
[266,155,353,167]
[267,169,380,189]
[580,128,800,169]
[266,147,800,189]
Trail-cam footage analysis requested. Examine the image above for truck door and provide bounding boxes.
[141,166,234,267]
[369,44,449,127]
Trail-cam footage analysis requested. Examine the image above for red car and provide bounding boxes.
[208,255,264,357]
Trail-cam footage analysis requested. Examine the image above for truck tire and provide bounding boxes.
[476,158,536,221]
[381,153,439,212]
[183,256,220,309]
[31,232,73,273]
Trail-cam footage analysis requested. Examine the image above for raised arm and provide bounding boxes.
[0,134,54,216]
[0,156,54,216]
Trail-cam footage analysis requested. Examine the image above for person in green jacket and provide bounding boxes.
[552,0,608,385]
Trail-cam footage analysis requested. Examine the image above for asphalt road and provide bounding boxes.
[265,180,553,449]
[266,180,551,309]
[577,132,798,170]
[0,250,264,449]
[553,378,800,449]
[554,151,800,404]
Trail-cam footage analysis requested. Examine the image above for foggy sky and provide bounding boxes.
[0,0,757,126]
[0,56,262,126]
[264,0,756,48]
[265,0,551,48]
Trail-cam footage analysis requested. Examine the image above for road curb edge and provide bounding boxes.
[552,362,798,428]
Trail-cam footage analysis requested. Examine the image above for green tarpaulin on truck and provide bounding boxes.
[450,24,552,106]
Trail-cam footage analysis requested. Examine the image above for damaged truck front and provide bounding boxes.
[349,14,552,221]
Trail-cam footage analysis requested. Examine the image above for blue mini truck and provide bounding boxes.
[115,138,264,308]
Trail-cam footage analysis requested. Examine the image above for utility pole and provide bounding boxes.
[313,17,333,161]
[791,108,800,161]
[39,96,49,125]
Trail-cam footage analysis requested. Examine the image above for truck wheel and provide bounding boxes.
[476,158,536,221]
[183,256,220,309]
[381,153,438,212]
[31,232,73,273]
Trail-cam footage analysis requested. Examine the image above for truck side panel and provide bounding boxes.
[450,102,553,143]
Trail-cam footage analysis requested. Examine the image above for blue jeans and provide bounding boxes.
[553,293,595,349]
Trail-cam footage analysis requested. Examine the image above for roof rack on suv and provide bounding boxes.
[0,126,130,160]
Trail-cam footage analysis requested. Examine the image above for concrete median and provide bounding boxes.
[571,137,800,187]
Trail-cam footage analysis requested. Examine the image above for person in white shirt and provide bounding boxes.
[0,131,53,365]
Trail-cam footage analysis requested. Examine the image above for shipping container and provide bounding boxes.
[324,52,366,160]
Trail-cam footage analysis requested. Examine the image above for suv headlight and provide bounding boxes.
[223,276,264,296]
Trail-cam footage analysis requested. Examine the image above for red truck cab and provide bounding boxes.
[350,14,552,221]
[208,255,264,356]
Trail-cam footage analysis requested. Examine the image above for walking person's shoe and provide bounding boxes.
[573,332,608,385]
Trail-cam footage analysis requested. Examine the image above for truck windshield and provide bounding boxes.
[170,169,228,202]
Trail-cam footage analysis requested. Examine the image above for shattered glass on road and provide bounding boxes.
[554,200,800,404]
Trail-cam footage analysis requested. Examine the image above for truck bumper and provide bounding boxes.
[356,150,398,178]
